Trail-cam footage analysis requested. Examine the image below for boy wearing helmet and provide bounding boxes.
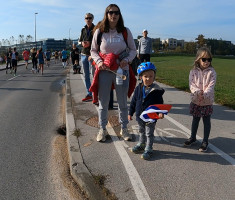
[128,62,165,160]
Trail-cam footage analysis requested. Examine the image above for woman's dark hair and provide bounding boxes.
[99,4,125,33]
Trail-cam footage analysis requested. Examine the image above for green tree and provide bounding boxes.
[184,42,197,54]
[195,34,206,47]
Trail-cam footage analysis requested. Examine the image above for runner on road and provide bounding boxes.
[22,49,30,69]
[11,47,19,76]
[31,47,38,73]
[36,48,45,75]
[5,47,12,74]
[45,50,51,67]
[61,48,67,68]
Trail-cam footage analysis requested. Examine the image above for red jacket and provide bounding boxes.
[89,53,136,103]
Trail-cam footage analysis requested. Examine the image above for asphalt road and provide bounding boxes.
[69,68,235,200]
[0,62,80,199]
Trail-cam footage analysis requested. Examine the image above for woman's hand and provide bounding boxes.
[82,41,90,48]
[98,62,106,70]
[128,115,133,121]
[120,59,128,68]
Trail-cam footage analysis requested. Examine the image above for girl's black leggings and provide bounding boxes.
[191,115,211,143]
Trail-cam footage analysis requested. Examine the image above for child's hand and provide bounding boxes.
[128,115,132,121]
[158,113,164,119]
[199,90,204,101]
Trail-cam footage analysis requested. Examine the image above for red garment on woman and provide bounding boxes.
[89,53,136,103]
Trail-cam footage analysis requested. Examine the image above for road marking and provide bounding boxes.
[80,71,151,199]
[106,123,151,200]
[165,115,235,166]
[7,75,21,81]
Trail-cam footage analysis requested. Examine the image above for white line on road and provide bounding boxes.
[165,115,235,166]
[106,123,151,200]
[80,73,151,199]
[7,75,21,81]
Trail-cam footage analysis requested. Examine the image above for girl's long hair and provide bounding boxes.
[98,4,125,33]
[194,47,213,68]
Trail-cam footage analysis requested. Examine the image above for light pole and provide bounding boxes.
[35,12,38,50]
[69,28,71,40]
[69,28,71,48]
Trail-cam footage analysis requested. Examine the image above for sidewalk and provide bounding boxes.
[66,67,140,200]
[65,67,235,200]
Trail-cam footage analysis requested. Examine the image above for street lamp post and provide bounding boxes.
[69,28,72,48]
[69,28,71,40]
[35,12,38,50]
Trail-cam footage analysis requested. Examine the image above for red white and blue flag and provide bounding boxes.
[140,104,172,123]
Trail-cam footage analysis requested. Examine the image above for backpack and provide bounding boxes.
[97,27,140,75]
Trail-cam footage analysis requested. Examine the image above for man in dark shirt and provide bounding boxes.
[79,13,95,102]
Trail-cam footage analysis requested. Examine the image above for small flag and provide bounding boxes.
[140,104,172,123]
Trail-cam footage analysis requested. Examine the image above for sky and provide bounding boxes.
[1,0,235,44]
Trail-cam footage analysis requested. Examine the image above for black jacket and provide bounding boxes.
[129,82,165,122]
[79,24,95,55]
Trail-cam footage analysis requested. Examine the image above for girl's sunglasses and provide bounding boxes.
[201,58,212,62]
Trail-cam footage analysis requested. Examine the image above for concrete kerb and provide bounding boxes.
[65,71,106,200]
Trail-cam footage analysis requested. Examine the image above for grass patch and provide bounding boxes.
[152,56,235,109]
[73,129,81,137]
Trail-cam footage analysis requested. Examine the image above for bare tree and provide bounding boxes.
[26,35,33,42]
[9,36,15,45]
[18,34,25,44]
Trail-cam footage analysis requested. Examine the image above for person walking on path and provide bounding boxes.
[5,47,12,74]
[22,49,30,69]
[54,51,59,64]
[11,47,19,76]
[31,47,38,73]
[45,49,51,67]
[61,48,67,68]
[138,29,152,62]
[184,47,217,152]
[36,48,45,75]
[79,13,95,102]
[128,62,165,160]
[90,4,137,142]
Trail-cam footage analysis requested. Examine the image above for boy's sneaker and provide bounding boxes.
[199,142,208,152]
[96,129,108,142]
[131,144,146,154]
[141,150,153,160]
[120,128,132,141]
[82,95,92,102]
[184,138,196,146]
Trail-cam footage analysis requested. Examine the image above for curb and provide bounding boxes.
[65,71,106,200]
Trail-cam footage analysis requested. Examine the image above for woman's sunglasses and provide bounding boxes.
[201,58,212,62]
[107,11,120,15]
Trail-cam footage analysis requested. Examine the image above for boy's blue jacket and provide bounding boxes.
[129,82,165,122]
